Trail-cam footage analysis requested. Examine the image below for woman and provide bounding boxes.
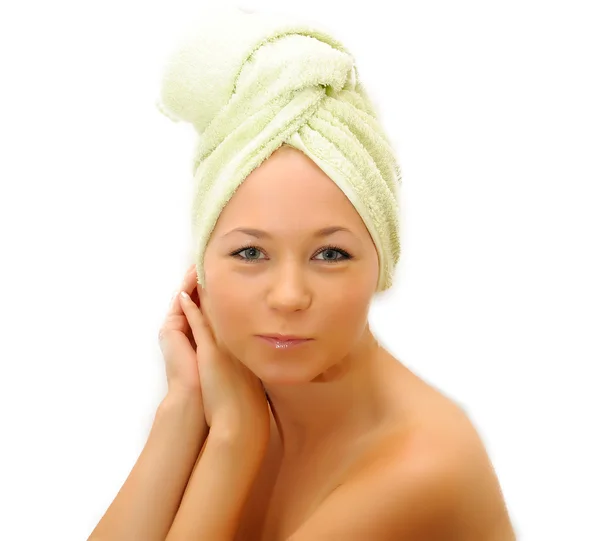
[88,7,516,541]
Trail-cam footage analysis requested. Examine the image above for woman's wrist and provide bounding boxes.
[164,415,268,540]
[209,416,270,454]
[158,390,207,431]
[161,387,202,408]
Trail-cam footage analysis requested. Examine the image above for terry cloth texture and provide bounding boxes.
[156,6,402,292]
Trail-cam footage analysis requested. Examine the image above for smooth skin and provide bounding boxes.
[88,145,516,540]
[87,266,209,541]
[87,263,272,541]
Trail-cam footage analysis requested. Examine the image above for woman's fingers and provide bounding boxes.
[158,264,198,344]
[157,264,204,395]
[162,266,197,324]
[167,264,197,312]
[179,286,213,354]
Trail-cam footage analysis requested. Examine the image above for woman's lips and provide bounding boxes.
[257,336,313,349]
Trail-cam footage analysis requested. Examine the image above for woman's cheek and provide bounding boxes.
[210,295,246,341]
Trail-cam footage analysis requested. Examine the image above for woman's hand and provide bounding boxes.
[178,281,270,440]
[158,264,203,399]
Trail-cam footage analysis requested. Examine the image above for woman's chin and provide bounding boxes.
[245,355,321,386]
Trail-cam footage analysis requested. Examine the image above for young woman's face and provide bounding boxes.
[200,145,380,384]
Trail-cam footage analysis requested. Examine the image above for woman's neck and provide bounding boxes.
[262,330,392,459]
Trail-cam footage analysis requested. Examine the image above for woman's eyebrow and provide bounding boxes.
[221,226,355,239]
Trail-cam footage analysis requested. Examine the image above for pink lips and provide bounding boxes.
[257,336,312,349]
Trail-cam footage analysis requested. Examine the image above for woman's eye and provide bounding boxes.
[232,246,351,263]
[238,247,264,261]
[314,248,347,261]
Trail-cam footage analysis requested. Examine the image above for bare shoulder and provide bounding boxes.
[368,375,517,540]
[394,409,516,540]
[316,363,517,540]
[287,413,516,541]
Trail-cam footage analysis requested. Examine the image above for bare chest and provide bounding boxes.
[234,446,344,540]
[235,428,377,541]
[260,446,356,541]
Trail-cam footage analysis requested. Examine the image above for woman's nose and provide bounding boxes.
[266,270,311,311]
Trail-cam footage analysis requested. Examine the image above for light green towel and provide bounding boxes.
[156,6,402,292]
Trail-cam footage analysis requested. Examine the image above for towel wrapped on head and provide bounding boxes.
[156,6,402,292]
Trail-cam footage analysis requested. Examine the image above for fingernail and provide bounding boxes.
[169,290,179,309]
[180,291,190,301]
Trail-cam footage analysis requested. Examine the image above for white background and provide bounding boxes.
[1,1,598,539]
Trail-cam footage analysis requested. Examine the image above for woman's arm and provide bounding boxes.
[165,423,268,541]
[88,392,208,541]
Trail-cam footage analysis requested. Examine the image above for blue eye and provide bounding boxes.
[229,244,353,263]
[233,245,265,262]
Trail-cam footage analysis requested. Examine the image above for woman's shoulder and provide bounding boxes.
[291,419,515,540]
[336,365,516,539]
[341,374,472,485]
[357,424,515,539]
